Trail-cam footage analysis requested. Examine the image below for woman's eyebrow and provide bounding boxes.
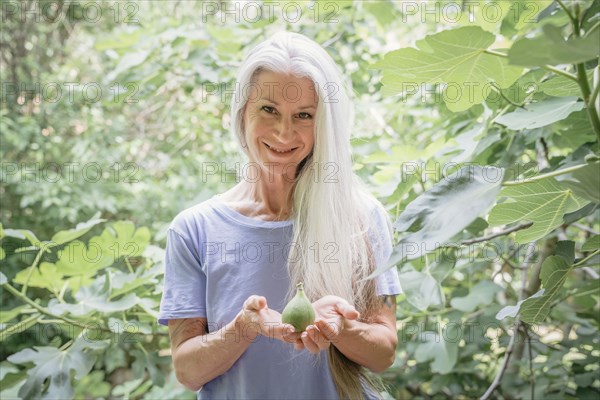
[260,97,278,105]
[260,98,316,110]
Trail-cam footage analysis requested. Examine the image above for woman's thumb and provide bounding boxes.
[245,295,267,311]
[336,302,359,320]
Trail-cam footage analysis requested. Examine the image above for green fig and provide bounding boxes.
[281,282,315,332]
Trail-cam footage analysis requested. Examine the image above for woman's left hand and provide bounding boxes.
[294,295,360,354]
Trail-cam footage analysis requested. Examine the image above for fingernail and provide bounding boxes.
[301,332,307,339]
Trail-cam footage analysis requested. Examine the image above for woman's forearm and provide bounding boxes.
[333,320,397,373]
[172,311,253,391]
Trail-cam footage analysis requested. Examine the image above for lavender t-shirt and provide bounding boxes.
[158,195,401,399]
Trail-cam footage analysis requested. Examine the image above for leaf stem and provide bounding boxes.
[480,321,520,399]
[573,249,600,268]
[585,21,600,38]
[555,0,577,28]
[125,257,135,274]
[481,243,535,400]
[542,65,579,83]
[2,282,169,337]
[461,222,534,245]
[576,63,600,140]
[20,247,46,295]
[484,49,579,82]
[590,79,599,106]
[3,281,105,331]
[59,339,73,351]
[1,314,42,339]
[502,163,590,186]
[489,85,526,108]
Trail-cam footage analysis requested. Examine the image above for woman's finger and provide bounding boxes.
[281,324,300,343]
[308,325,331,351]
[316,319,340,340]
[294,338,305,351]
[300,329,320,354]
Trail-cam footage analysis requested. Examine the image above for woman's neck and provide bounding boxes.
[220,175,296,221]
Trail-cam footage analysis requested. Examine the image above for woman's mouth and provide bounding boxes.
[264,142,298,154]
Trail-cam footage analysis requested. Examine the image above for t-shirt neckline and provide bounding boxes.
[210,195,293,228]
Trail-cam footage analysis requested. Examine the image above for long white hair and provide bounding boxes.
[229,31,390,399]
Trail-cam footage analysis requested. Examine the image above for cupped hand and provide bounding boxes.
[294,295,360,354]
[239,295,300,343]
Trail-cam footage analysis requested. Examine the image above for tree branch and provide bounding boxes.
[502,163,591,186]
[1,281,168,337]
[480,243,536,400]
[483,49,579,82]
[461,222,533,245]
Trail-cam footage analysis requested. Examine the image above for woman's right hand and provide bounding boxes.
[237,295,300,344]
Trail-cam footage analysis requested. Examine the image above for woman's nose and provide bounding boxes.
[276,116,294,139]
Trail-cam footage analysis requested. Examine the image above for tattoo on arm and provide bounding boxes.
[381,295,395,309]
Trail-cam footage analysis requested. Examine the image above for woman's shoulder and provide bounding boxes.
[169,196,221,236]
[356,190,389,221]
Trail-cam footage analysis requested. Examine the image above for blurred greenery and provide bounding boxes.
[1,0,599,399]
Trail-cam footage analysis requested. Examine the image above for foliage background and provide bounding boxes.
[1,0,599,399]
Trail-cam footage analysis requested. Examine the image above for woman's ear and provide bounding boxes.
[240,107,248,149]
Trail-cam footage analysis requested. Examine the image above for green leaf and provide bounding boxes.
[131,348,170,387]
[582,235,600,252]
[50,214,105,246]
[0,305,27,323]
[426,250,456,284]
[89,221,151,261]
[364,0,396,26]
[110,263,162,299]
[553,110,596,148]
[95,30,142,51]
[397,267,444,311]
[2,229,40,245]
[48,277,138,316]
[13,262,65,292]
[555,240,575,264]
[500,1,548,36]
[538,70,594,97]
[0,360,25,393]
[556,163,600,203]
[0,315,40,343]
[488,178,590,242]
[496,289,545,320]
[450,281,502,312]
[7,337,108,399]
[111,377,144,397]
[0,361,19,381]
[377,166,503,269]
[519,256,572,323]
[373,26,523,111]
[54,240,114,277]
[415,334,458,374]
[508,24,600,66]
[106,50,151,82]
[495,97,585,130]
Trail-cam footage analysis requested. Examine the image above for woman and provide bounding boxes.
[158,31,401,399]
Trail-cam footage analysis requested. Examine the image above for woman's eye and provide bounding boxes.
[262,106,276,114]
[298,112,312,119]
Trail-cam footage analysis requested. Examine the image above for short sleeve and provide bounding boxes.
[368,203,402,297]
[157,228,207,325]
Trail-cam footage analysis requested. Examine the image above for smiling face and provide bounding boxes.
[242,70,318,180]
